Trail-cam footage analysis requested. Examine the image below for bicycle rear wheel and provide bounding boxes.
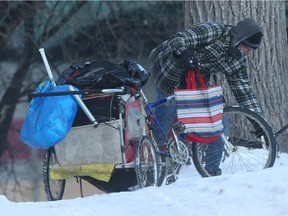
[135,136,159,188]
[192,106,277,177]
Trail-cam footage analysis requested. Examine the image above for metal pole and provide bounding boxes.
[39,48,56,86]
[68,85,98,126]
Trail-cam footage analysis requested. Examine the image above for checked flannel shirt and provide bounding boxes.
[148,21,261,114]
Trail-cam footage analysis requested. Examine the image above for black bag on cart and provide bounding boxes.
[57,59,150,125]
[57,59,149,90]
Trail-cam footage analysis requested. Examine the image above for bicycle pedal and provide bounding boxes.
[172,121,186,133]
[186,159,192,166]
[165,175,178,185]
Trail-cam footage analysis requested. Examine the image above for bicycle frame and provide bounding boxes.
[138,90,191,184]
[139,90,190,163]
[139,89,175,141]
[139,89,235,167]
[140,89,228,144]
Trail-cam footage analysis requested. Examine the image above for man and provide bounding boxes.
[148,18,263,175]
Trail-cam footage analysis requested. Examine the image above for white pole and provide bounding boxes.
[39,48,98,126]
[68,85,98,125]
[39,48,56,86]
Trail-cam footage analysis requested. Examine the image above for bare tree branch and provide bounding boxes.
[37,1,87,44]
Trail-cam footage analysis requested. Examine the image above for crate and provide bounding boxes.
[54,120,123,166]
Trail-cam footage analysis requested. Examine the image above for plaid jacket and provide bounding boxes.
[148,21,261,113]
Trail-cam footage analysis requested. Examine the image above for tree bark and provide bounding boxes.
[185,1,288,151]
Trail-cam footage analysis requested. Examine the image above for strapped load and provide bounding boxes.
[57,58,150,126]
[57,59,150,90]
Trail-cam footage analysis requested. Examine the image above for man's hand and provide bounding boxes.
[180,49,196,72]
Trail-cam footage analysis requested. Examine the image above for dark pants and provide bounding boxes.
[204,115,230,174]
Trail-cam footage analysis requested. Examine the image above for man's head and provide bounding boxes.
[229,18,263,57]
[240,32,263,50]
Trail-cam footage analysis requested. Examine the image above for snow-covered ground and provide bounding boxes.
[1,153,288,216]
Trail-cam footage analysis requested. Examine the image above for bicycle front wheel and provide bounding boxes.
[192,106,277,177]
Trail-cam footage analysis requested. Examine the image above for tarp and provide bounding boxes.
[50,164,115,182]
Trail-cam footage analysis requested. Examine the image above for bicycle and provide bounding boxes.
[138,90,277,182]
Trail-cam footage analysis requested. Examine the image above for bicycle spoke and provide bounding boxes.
[192,106,276,177]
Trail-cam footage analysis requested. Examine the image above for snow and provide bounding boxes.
[2,154,288,216]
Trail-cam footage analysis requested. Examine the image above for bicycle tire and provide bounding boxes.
[152,137,167,187]
[192,106,277,177]
[43,147,66,201]
[135,136,159,188]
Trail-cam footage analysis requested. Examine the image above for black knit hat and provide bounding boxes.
[241,32,263,50]
[229,18,263,49]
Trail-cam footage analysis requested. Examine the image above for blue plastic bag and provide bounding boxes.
[20,81,80,149]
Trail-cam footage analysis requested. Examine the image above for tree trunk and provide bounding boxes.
[185,1,288,151]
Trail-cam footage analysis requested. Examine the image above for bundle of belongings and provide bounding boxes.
[20,58,150,193]
[57,59,150,126]
[20,58,150,149]
[57,59,149,91]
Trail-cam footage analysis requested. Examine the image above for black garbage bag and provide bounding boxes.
[57,59,150,90]
[120,59,150,87]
